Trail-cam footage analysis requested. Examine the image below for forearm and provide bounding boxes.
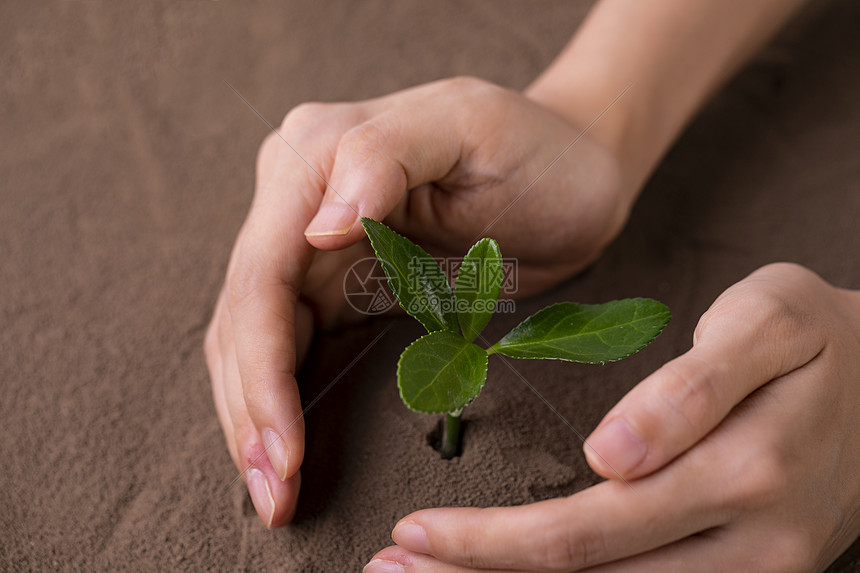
[526,0,810,195]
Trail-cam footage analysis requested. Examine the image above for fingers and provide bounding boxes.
[205,288,302,527]
[304,77,491,249]
[388,466,729,573]
[221,114,350,524]
[584,264,827,481]
[379,357,823,573]
[370,531,775,573]
[226,153,318,483]
[367,545,529,573]
[222,102,369,502]
[223,289,302,527]
[241,445,302,529]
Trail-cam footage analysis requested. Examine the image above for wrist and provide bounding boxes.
[524,77,647,207]
[525,0,811,200]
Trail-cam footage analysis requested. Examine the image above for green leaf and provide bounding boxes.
[397,330,489,414]
[489,298,670,363]
[361,217,457,333]
[455,238,503,342]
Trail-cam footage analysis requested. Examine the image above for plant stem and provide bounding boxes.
[440,409,462,460]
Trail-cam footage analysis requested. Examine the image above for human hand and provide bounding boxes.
[204,76,632,528]
[367,263,860,571]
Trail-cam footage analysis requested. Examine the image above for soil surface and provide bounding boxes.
[2,1,860,571]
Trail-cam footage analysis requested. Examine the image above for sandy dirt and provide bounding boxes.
[2,1,859,571]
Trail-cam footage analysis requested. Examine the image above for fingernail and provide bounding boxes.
[586,417,647,477]
[246,468,275,528]
[392,520,430,554]
[363,559,404,573]
[262,427,290,481]
[304,202,357,237]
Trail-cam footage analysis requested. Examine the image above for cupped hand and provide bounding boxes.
[368,263,860,571]
[204,76,632,527]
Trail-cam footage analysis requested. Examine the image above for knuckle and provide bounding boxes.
[441,76,504,115]
[457,535,481,569]
[280,101,329,131]
[727,449,790,510]
[741,289,819,357]
[747,288,795,325]
[536,524,605,571]
[697,284,801,343]
[443,75,492,96]
[653,358,721,431]
[241,371,274,411]
[277,102,332,148]
[755,261,812,281]
[338,118,398,162]
[441,510,488,569]
[238,357,300,427]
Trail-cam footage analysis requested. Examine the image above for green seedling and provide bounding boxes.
[362,218,671,459]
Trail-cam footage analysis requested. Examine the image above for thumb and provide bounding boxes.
[585,279,825,481]
[303,85,470,249]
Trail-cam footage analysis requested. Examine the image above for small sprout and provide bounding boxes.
[362,218,670,459]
